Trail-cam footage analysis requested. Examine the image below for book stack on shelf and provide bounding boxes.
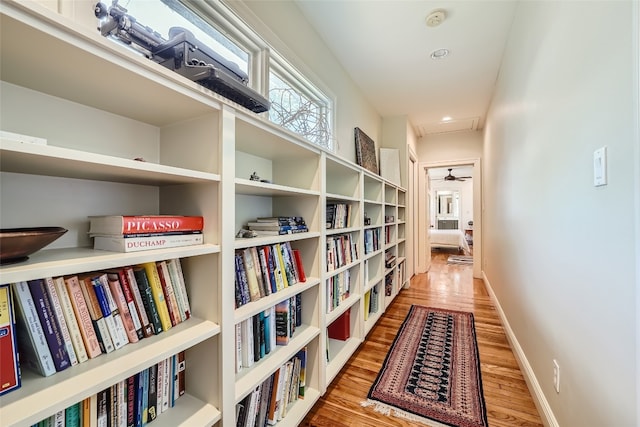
[6,258,191,384]
[246,217,308,237]
[235,295,302,373]
[236,347,307,426]
[326,270,351,313]
[89,215,204,253]
[32,351,186,426]
[326,234,358,272]
[325,203,352,229]
[234,242,306,309]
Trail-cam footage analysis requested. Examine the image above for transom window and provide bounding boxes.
[96,0,334,151]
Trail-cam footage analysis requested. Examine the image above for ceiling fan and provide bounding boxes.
[443,168,472,182]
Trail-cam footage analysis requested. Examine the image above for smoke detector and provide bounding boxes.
[425,9,446,27]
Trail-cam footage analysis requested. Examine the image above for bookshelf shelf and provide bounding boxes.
[234,232,321,250]
[0,318,219,426]
[0,245,220,285]
[326,337,363,384]
[326,293,360,324]
[233,279,320,324]
[235,178,320,198]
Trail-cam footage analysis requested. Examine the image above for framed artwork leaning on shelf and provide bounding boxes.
[354,127,379,175]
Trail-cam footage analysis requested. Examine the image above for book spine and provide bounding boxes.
[92,277,127,350]
[93,233,203,253]
[64,276,102,359]
[243,248,262,302]
[133,268,163,335]
[123,267,154,338]
[78,276,114,354]
[156,359,165,415]
[272,244,289,290]
[89,215,204,235]
[27,279,71,372]
[161,357,171,413]
[250,246,267,297]
[156,261,181,326]
[141,262,172,332]
[126,375,137,427]
[147,363,158,422]
[292,249,307,283]
[96,388,109,427]
[106,274,140,343]
[43,277,79,367]
[111,270,144,340]
[280,243,297,286]
[169,258,191,319]
[65,402,81,427]
[235,251,251,307]
[0,284,21,395]
[176,351,186,400]
[53,277,89,364]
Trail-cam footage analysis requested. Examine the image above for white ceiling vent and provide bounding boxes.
[415,117,479,137]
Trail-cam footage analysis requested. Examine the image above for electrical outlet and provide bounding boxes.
[553,359,560,393]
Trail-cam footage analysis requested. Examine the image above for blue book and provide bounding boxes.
[141,368,149,424]
[27,279,71,372]
[135,372,144,427]
[263,309,271,355]
[265,246,278,294]
[259,311,266,358]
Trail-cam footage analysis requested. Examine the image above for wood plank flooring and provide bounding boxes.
[301,250,543,427]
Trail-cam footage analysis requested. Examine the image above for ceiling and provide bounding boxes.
[294,1,518,137]
[428,166,473,180]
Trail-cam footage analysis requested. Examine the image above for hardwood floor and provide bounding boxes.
[301,250,543,427]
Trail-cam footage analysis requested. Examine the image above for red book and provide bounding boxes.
[88,215,204,235]
[292,249,307,282]
[0,284,20,395]
[328,309,350,341]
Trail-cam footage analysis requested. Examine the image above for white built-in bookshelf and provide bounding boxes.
[0,2,409,426]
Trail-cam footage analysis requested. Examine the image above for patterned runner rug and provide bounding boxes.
[362,306,488,427]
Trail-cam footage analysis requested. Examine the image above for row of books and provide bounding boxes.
[326,269,351,313]
[32,352,185,427]
[326,233,358,272]
[245,217,308,237]
[385,271,394,297]
[234,242,306,309]
[326,203,352,229]
[384,224,393,244]
[2,258,190,392]
[363,286,380,321]
[235,347,307,427]
[364,228,381,255]
[235,295,302,374]
[89,215,204,253]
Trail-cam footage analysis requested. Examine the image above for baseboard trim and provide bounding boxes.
[481,271,559,427]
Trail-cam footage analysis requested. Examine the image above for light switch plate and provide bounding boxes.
[593,146,607,186]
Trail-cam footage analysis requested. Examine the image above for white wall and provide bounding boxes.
[483,1,638,426]
[232,0,382,164]
[417,130,483,162]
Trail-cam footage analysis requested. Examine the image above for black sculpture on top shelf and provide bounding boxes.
[94,1,270,114]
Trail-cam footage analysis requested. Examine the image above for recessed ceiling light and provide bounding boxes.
[430,48,450,60]
[442,116,452,122]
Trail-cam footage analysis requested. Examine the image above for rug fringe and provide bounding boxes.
[361,399,451,427]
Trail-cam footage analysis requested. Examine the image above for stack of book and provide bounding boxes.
[89,215,204,252]
[7,258,191,385]
[235,347,307,426]
[32,351,185,426]
[246,217,308,236]
[234,242,306,309]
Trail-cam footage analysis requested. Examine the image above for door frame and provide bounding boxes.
[419,158,482,278]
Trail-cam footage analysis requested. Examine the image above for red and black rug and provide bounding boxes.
[362,305,488,427]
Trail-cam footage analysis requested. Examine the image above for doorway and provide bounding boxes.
[418,159,481,278]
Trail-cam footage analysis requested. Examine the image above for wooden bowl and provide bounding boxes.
[0,227,68,265]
